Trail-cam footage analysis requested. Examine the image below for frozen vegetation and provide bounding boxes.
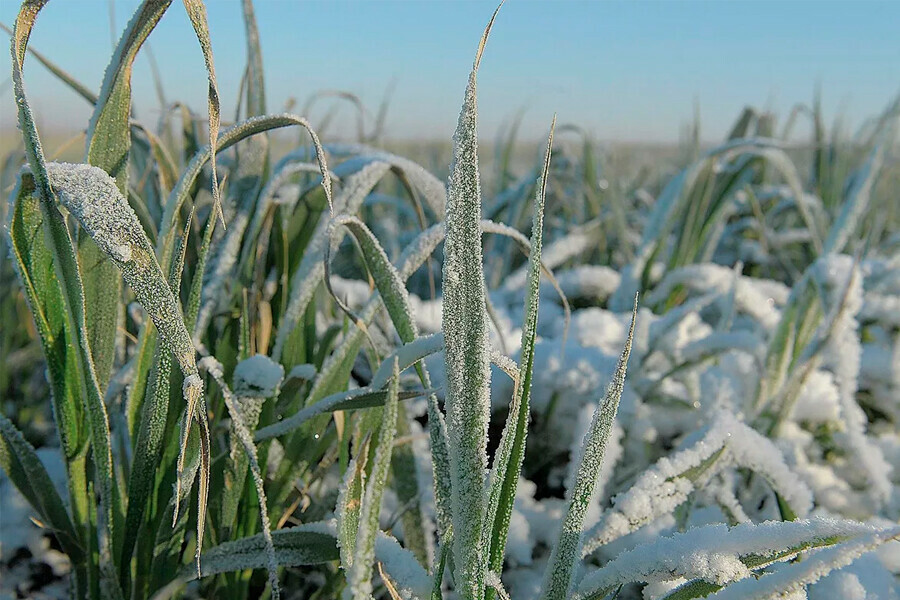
[1,1,899,599]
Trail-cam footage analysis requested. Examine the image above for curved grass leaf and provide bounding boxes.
[83,0,174,390]
[272,160,391,360]
[157,113,332,267]
[192,524,339,579]
[35,161,208,573]
[582,411,812,556]
[42,163,197,376]
[577,518,893,600]
[255,333,442,441]
[181,0,222,228]
[11,3,120,584]
[702,526,900,600]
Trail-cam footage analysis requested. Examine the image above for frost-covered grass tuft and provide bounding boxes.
[2,1,898,599]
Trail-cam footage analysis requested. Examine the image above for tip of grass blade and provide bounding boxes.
[475,1,505,71]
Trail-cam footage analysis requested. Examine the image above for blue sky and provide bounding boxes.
[1,1,898,144]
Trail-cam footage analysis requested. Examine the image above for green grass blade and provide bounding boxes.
[440,7,503,597]
[698,527,900,600]
[273,160,391,360]
[192,524,340,579]
[149,422,202,593]
[823,144,886,254]
[7,173,85,463]
[182,0,223,227]
[255,333,442,440]
[121,213,192,580]
[11,4,121,583]
[195,130,270,341]
[37,161,207,572]
[83,0,174,390]
[325,214,417,342]
[485,117,554,584]
[337,438,370,571]
[43,163,197,379]
[219,356,283,535]
[201,356,281,598]
[541,295,637,600]
[346,358,400,599]
[157,113,331,268]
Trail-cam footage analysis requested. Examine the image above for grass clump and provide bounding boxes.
[2,1,898,599]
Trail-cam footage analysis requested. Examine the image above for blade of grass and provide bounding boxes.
[11,3,121,586]
[37,161,207,574]
[577,519,898,600]
[182,0,223,228]
[120,212,192,580]
[83,0,175,391]
[540,295,637,600]
[241,0,266,117]
[441,6,503,597]
[484,117,554,589]
[345,358,400,599]
[201,356,281,599]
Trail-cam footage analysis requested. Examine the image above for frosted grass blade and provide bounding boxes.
[336,441,369,571]
[272,160,391,359]
[703,527,900,600]
[485,117,554,585]
[201,356,280,598]
[182,0,223,227]
[440,7,503,598]
[242,0,266,117]
[345,358,400,599]
[11,4,120,585]
[219,356,284,535]
[34,162,207,570]
[121,213,192,579]
[83,0,174,389]
[576,518,892,600]
[191,523,340,578]
[540,295,637,600]
[157,113,332,267]
[582,411,812,556]
[823,144,886,254]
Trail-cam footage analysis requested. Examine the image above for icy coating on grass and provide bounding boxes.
[583,411,813,554]
[43,161,197,375]
[576,517,890,596]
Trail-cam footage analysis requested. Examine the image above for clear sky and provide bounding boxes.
[1,0,898,144]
